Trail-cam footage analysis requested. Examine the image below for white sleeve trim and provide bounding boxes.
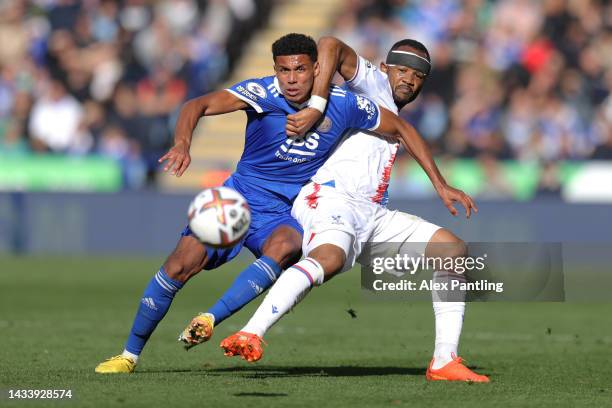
[368,103,382,131]
[225,89,263,113]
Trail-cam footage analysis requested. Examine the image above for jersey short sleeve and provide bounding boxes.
[345,55,381,95]
[344,92,381,132]
[343,55,397,113]
[225,78,279,113]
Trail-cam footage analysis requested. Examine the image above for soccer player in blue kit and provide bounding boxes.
[95,33,428,373]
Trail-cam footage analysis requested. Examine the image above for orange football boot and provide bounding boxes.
[220,331,266,362]
[426,354,490,382]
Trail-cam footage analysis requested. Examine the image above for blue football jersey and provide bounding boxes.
[225,76,381,201]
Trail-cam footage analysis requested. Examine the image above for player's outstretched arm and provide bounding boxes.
[375,108,478,218]
[159,91,249,176]
[286,36,358,137]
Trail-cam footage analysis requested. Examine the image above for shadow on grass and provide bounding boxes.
[206,365,427,378]
[140,364,492,378]
[233,392,288,397]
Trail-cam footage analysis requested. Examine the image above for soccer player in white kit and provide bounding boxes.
[221,36,489,382]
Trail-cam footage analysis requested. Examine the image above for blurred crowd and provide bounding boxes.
[0,0,271,187]
[332,0,611,197]
[1,0,610,195]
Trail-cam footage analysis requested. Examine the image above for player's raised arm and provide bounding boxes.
[159,90,249,177]
[375,107,478,218]
[312,36,359,97]
[286,37,358,137]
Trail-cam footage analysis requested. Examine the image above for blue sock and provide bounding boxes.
[124,267,183,355]
[207,256,282,325]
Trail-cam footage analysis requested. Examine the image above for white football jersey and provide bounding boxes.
[311,56,400,206]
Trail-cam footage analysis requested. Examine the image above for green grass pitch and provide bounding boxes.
[1,256,610,407]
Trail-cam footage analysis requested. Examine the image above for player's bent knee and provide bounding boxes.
[163,256,203,283]
[426,228,467,260]
[446,238,467,259]
[309,244,346,279]
[266,238,301,258]
[163,238,208,283]
[163,258,186,282]
[262,227,303,267]
[262,238,302,266]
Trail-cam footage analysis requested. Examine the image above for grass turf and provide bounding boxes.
[0,256,610,407]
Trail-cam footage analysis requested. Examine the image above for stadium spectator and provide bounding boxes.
[591,97,612,159]
[330,0,610,166]
[0,0,272,186]
[0,118,29,155]
[0,0,30,69]
[97,124,147,189]
[0,0,608,193]
[29,77,92,154]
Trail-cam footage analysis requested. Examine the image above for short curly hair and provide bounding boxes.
[272,33,318,62]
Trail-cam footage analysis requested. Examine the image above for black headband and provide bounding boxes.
[385,50,431,76]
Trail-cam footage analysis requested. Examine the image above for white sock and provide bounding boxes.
[432,302,465,369]
[431,270,465,369]
[242,257,324,337]
[121,349,139,363]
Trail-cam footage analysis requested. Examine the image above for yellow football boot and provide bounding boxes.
[178,312,215,350]
[95,355,136,374]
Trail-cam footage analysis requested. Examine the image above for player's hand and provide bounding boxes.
[436,184,478,218]
[159,142,191,177]
[286,107,322,138]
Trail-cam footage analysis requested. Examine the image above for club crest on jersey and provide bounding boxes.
[331,215,344,225]
[317,116,333,133]
[246,82,267,99]
[355,95,377,120]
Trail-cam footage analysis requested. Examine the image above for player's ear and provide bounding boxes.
[313,60,320,77]
[380,62,389,73]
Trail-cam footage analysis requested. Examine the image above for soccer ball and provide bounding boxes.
[187,187,251,248]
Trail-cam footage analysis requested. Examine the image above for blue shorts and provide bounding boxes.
[181,174,303,270]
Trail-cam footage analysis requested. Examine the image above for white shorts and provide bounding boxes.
[292,182,441,273]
